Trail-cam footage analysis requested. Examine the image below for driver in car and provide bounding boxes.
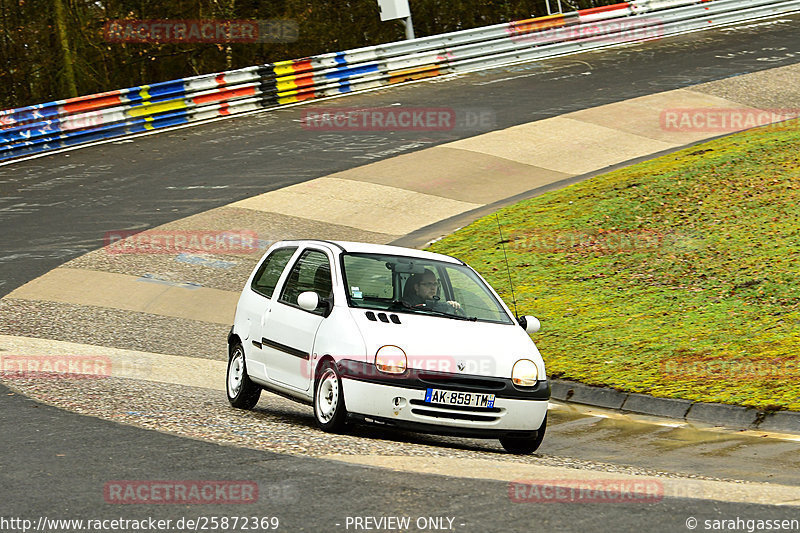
[403,269,462,313]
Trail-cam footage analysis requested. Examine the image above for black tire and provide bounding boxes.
[226,342,261,409]
[499,414,547,454]
[313,360,348,433]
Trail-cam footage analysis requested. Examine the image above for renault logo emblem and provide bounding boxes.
[457,361,466,372]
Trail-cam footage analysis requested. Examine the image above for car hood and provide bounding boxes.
[348,308,545,379]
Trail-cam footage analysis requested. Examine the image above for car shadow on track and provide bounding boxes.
[248,401,512,456]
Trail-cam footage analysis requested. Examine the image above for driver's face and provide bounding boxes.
[415,275,438,299]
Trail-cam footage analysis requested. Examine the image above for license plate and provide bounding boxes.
[424,388,495,408]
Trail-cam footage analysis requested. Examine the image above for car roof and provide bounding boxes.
[275,240,464,265]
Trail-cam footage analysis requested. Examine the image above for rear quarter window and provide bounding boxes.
[251,247,297,298]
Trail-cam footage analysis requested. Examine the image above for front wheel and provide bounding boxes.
[499,414,546,454]
[227,342,261,409]
[313,360,348,433]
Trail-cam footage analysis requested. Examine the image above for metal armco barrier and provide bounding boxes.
[2,0,799,162]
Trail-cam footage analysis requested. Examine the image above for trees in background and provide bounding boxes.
[0,0,616,109]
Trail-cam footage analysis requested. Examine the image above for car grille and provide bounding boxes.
[410,408,500,423]
[417,374,506,391]
[408,400,504,423]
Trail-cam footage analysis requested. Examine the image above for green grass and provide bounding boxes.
[428,121,800,411]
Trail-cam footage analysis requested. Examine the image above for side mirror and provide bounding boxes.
[298,291,333,316]
[517,315,540,334]
[297,291,320,312]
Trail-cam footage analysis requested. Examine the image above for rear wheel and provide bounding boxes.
[313,360,348,433]
[499,414,546,454]
[226,342,261,409]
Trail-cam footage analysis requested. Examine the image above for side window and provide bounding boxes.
[251,247,298,298]
[279,250,332,314]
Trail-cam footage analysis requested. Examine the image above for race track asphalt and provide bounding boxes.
[3,14,800,295]
[3,14,800,532]
[3,384,800,533]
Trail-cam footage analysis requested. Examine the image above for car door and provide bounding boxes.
[261,247,334,391]
[243,246,299,382]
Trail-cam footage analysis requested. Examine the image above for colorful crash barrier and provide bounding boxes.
[1,0,796,162]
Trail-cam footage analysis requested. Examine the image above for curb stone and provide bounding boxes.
[758,411,800,434]
[551,379,800,435]
[685,402,762,429]
[548,380,573,402]
[549,380,627,410]
[621,393,693,419]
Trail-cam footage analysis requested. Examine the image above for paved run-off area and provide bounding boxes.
[6,63,800,346]
[3,334,800,503]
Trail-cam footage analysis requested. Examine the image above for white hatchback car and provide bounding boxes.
[227,240,549,453]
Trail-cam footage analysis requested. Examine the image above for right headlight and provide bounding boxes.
[375,345,407,374]
[512,359,539,387]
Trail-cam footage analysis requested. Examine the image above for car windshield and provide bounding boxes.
[341,252,513,324]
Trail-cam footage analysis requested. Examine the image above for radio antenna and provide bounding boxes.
[495,215,519,318]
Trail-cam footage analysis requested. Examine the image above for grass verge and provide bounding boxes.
[428,121,800,411]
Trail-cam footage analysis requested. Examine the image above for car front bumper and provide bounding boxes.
[338,360,549,436]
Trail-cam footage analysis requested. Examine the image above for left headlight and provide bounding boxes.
[512,359,539,387]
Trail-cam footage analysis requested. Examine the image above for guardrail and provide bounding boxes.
[2,0,799,162]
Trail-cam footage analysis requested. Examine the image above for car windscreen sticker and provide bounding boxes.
[351,286,363,298]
